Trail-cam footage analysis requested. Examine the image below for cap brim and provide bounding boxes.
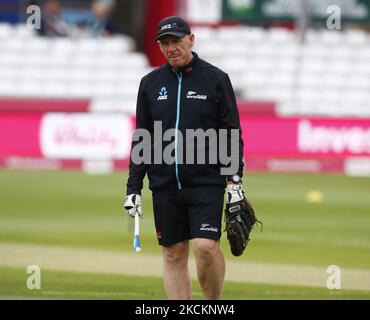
[156,31,188,41]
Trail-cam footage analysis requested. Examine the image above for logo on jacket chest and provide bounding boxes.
[186,91,207,100]
[157,87,168,100]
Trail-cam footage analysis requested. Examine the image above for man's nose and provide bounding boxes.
[167,43,178,52]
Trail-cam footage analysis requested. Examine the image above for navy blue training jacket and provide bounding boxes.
[126,52,244,195]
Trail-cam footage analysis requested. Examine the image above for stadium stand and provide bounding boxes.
[0,23,370,117]
[0,23,151,113]
[193,26,370,117]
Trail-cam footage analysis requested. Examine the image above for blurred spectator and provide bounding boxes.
[84,0,119,37]
[37,0,73,37]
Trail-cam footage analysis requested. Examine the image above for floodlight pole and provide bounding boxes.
[296,0,310,44]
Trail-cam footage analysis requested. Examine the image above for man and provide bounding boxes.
[85,0,119,37]
[124,16,247,300]
[37,0,73,37]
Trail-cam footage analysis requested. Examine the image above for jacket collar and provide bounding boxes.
[167,51,198,74]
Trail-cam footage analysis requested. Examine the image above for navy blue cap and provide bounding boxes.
[156,16,191,41]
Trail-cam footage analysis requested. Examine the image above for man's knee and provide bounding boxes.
[163,241,189,265]
[192,239,220,264]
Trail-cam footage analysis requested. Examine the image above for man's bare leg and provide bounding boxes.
[192,238,225,300]
[162,240,192,299]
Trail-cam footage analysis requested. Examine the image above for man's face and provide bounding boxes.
[157,34,195,69]
[46,0,61,14]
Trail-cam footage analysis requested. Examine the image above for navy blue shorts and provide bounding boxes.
[152,186,225,246]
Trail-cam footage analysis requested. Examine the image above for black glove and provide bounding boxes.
[224,184,262,257]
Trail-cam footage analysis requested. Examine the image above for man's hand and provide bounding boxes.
[226,183,245,203]
[124,194,143,218]
[224,183,262,256]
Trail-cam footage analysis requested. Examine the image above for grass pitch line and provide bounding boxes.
[1,242,369,291]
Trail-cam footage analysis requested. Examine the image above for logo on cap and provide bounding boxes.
[160,24,172,31]
[160,22,178,31]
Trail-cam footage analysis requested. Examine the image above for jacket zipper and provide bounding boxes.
[173,69,183,190]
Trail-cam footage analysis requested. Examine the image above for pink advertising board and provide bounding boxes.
[240,116,370,158]
[1,113,370,172]
[0,113,43,157]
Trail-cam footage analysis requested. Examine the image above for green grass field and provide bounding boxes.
[0,170,369,300]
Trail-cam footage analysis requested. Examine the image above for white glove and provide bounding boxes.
[226,183,245,204]
[124,194,143,218]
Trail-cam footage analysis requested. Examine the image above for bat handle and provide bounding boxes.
[133,234,141,251]
[133,212,141,252]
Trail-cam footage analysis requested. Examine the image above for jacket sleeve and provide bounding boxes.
[126,77,151,195]
[217,73,244,179]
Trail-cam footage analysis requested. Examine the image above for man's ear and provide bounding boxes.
[157,41,165,54]
[188,33,195,46]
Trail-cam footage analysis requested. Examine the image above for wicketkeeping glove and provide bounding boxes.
[224,184,262,257]
[124,194,143,218]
